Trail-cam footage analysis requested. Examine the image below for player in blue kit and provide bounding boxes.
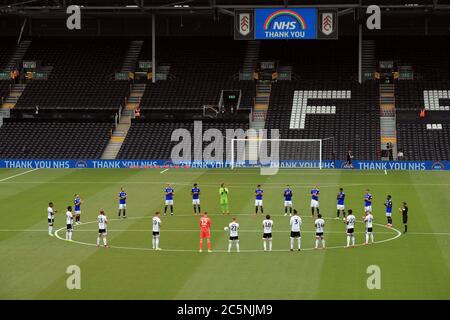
[118,187,127,219]
[164,184,174,216]
[384,194,393,227]
[364,189,373,213]
[255,185,264,215]
[310,186,320,217]
[73,194,83,225]
[336,187,346,219]
[283,185,293,216]
[191,183,201,216]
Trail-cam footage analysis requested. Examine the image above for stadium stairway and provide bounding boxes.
[361,40,376,78]
[101,109,132,159]
[242,41,260,74]
[248,82,271,160]
[4,40,31,71]
[125,83,146,111]
[379,83,398,159]
[102,83,145,159]
[0,83,26,109]
[120,40,144,73]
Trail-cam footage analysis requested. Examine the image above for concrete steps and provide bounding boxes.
[1,84,26,109]
[242,41,260,74]
[101,83,146,159]
[379,84,397,158]
[5,40,31,71]
[120,40,144,73]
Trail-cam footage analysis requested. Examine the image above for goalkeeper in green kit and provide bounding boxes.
[219,183,230,215]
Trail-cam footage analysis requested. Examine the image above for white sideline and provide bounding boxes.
[160,169,169,174]
[0,168,39,182]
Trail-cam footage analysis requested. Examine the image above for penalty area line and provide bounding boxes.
[0,168,39,182]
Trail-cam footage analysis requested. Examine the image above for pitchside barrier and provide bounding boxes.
[0,159,449,170]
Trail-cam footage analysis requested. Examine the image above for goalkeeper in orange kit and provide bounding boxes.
[199,212,212,253]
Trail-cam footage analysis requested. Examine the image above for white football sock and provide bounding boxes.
[263,240,267,251]
[297,238,301,250]
[236,240,240,252]
[97,237,100,245]
[228,240,232,252]
[322,240,326,248]
[103,237,107,246]
[269,240,272,251]
[156,237,159,249]
[290,238,294,250]
[69,231,72,240]
[315,239,319,248]
[370,233,374,243]
[66,232,69,240]
[347,235,350,247]
[366,233,369,243]
[48,226,52,234]
[352,236,355,246]
[152,237,155,249]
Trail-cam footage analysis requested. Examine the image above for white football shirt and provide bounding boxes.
[365,214,373,228]
[346,214,356,229]
[98,215,107,229]
[66,211,73,225]
[290,215,302,232]
[47,207,54,219]
[262,219,273,234]
[315,218,325,233]
[152,217,161,232]
[229,222,239,237]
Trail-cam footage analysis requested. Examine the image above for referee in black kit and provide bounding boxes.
[399,201,408,233]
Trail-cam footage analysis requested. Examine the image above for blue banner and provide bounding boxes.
[0,159,449,170]
[255,8,317,40]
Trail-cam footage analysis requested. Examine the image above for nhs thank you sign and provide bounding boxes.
[255,8,317,40]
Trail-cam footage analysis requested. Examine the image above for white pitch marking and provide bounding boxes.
[160,169,169,174]
[0,168,39,182]
[53,218,402,253]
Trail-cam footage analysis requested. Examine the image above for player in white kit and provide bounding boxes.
[345,209,356,247]
[152,211,162,250]
[47,202,57,236]
[227,217,240,253]
[314,214,326,249]
[289,209,302,251]
[96,209,109,248]
[66,206,73,241]
[364,211,374,244]
[262,214,274,252]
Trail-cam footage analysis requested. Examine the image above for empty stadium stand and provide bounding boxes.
[375,36,450,81]
[265,81,380,160]
[259,39,358,81]
[117,121,249,160]
[396,123,450,161]
[139,38,255,110]
[0,121,113,159]
[13,39,129,110]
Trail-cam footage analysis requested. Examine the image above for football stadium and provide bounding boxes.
[0,0,449,303]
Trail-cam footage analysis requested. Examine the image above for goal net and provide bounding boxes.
[230,138,332,169]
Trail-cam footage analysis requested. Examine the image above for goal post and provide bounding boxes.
[230,138,325,169]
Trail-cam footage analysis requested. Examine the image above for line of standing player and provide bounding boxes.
[46,183,408,252]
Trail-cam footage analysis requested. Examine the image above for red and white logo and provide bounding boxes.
[321,13,333,35]
[239,13,250,36]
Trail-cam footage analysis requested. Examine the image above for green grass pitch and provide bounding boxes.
[0,168,449,299]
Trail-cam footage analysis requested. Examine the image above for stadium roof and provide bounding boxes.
[0,1,448,20]
[1,0,448,12]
